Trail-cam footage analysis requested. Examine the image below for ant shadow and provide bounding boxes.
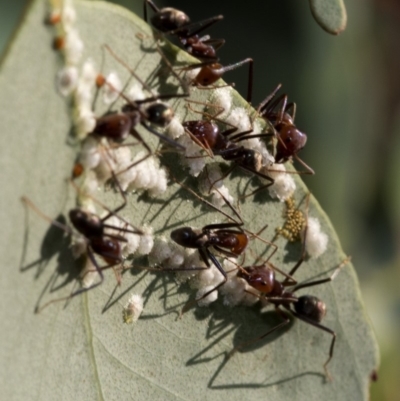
[186,305,326,389]
[20,208,83,312]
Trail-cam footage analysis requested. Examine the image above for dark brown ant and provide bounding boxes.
[229,200,350,380]
[144,1,253,102]
[182,104,274,188]
[21,174,142,313]
[92,45,187,154]
[151,172,276,315]
[144,0,224,62]
[258,83,315,174]
[76,44,190,179]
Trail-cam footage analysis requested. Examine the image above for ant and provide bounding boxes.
[152,170,276,315]
[21,173,142,313]
[258,83,315,175]
[144,1,253,102]
[229,195,349,380]
[144,0,225,62]
[182,103,275,189]
[92,44,188,153]
[72,44,190,180]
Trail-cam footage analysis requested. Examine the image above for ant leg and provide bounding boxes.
[292,256,351,293]
[228,307,291,357]
[144,0,159,22]
[170,171,243,225]
[285,102,296,121]
[21,196,75,237]
[34,249,112,314]
[290,310,336,381]
[260,93,287,121]
[168,15,224,37]
[257,84,282,115]
[141,122,185,151]
[293,154,315,175]
[180,249,227,316]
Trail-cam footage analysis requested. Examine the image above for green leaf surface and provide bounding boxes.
[309,0,347,35]
[0,1,377,400]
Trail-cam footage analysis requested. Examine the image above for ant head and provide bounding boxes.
[239,265,275,293]
[294,295,327,323]
[275,124,307,162]
[151,8,190,33]
[194,63,223,86]
[69,208,103,238]
[170,227,198,248]
[146,102,174,127]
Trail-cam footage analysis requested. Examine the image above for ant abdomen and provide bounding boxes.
[183,120,220,149]
[239,266,276,293]
[194,63,223,86]
[212,231,248,255]
[295,295,327,323]
[150,7,190,33]
[275,124,307,162]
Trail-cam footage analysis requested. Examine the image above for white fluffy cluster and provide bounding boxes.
[166,116,185,140]
[102,72,122,104]
[123,293,144,324]
[104,215,154,257]
[198,163,233,208]
[207,87,233,117]
[149,237,225,306]
[77,137,168,195]
[261,163,296,201]
[183,68,201,85]
[149,239,262,308]
[304,217,328,258]
[80,256,100,289]
[177,129,206,177]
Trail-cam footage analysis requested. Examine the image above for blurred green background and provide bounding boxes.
[1,0,399,399]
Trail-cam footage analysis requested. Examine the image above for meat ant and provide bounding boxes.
[182,103,275,189]
[144,0,224,62]
[228,195,349,380]
[258,83,315,175]
[21,173,142,313]
[151,170,276,315]
[72,44,190,181]
[144,1,253,102]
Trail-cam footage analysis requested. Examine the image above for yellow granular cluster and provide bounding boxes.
[276,197,306,242]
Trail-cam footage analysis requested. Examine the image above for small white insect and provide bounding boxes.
[123,294,144,324]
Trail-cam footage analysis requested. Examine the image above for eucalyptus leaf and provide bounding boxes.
[309,0,347,35]
[0,1,377,400]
